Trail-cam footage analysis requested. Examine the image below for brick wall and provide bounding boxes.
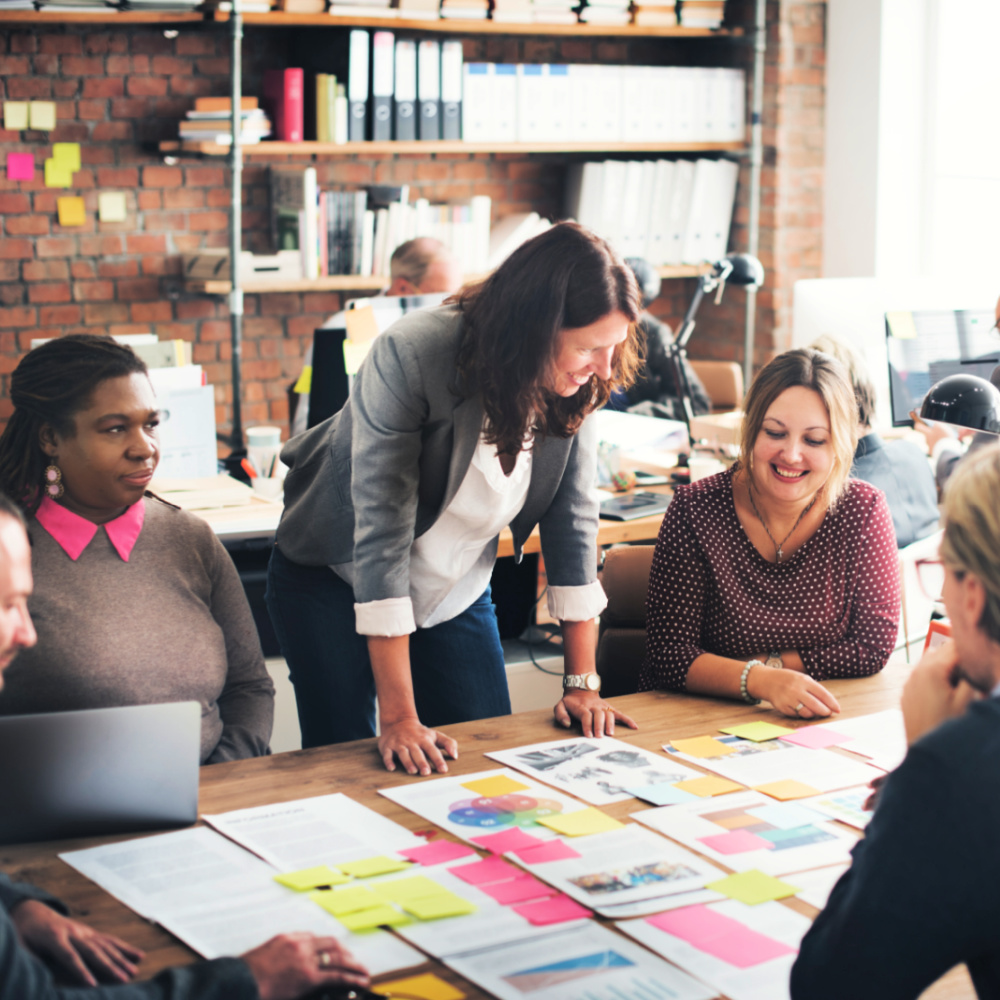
[0,7,823,441]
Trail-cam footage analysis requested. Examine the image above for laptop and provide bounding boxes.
[599,491,672,522]
[0,701,201,844]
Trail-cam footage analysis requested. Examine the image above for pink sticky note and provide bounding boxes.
[470,828,548,854]
[513,893,591,926]
[779,727,850,750]
[513,840,583,864]
[698,829,775,855]
[448,856,518,885]
[398,841,477,866]
[478,874,557,905]
[705,923,797,968]
[6,152,34,181]
[648,904,733,945]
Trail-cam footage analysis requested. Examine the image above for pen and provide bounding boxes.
[268,454,278,478]
[240,458,258,479]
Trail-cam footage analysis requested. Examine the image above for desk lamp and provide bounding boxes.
[919,373,1000,434]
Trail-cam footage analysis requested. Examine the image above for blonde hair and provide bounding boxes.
[738,348,859,503]
[940,443,1000,644]
[808,334,877,428]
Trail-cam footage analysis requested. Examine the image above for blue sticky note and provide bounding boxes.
[746,803,822,830]
[627,781,698,806]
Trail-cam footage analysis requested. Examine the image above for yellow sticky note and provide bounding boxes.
[720,722,794,742]
[753,779,821,801]
[343,338,372,376]
[370,876,447,903]
[273,865,349,891]
[44,159,73,189]
[98,191,127,223]
[309,886,380,915]
[673,776,743,797]
[338,855,411,879]
[29,101,56,131]
[886,310,917,340]
[706,870,800,906]
[537,807,625,837]
[56,196,85,227]
[378,973,465,1000]
[338,904,411,931]
[461,775,530,797]
[670,736,736,758]
[4,101,28,131]
[402,893,477,920]
[51,142,81,172]
[344,301,380,343]
[293,364,312,394]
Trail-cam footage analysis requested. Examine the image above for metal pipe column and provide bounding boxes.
[227,1,245,458]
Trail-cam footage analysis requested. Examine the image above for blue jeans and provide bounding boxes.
[265,545,512,748]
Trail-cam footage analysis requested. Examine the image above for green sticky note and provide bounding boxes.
[273,865,349,891]
[308,885,380,916]
[537,807,625,837]
[371,876,447,903]
[402,893,478,920]
[293,364,312,394]
[56,196,85,227]
[51,142,81,171]
[338,904,411,931]
[706,869,801,906]
[720,722,794,742]
[338,855,411,879]
[4,102,28,131]
[29,101,56,130]
[44,159,73,189]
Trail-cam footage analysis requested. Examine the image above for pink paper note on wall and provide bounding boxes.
[6,152,33,181]
[398,841,477,866]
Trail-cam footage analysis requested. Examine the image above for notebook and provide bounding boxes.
[0,701,201,844]
[599,491,672,521]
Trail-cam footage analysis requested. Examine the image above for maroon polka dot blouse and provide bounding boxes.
[637,467,901,692]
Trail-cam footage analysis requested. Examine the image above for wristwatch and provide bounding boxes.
[765,649,784,671]
[563,672,601,693]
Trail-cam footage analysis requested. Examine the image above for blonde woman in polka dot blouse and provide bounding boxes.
[638,349,901,719]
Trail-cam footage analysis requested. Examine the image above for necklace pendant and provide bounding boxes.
[776,547,783,563]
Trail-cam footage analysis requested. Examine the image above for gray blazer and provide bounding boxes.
[277,306,601,605]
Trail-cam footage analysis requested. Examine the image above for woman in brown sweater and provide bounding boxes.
[0,335,274,763]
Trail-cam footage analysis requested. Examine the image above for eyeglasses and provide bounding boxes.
[915,558,946,603]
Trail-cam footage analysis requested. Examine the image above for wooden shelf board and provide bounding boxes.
[185,264,707,295]
[161,139,745,157]
[0,10,206,23]
[210,11,742,36]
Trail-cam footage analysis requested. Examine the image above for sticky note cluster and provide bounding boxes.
[4,101,56,131]
[310,875,475,930]
[44,142,80,190]
[272,854,411,894]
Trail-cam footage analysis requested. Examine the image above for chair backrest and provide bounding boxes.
[596,544,656,697]
[896,528,944,658]
[690,359,745,411]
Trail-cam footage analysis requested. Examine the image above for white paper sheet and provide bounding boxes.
[446,922,717,1000]
[201,793,424,871]
[60,827,422,975]
[633,791,859,876]
[663,736,883,793]
[800,787,873,830]
[508,825,726,913]
[486,736,706,805]
[378,768,588,844]
[823,709,908,772]
[790,863,850,911]
[619,899,811,1000]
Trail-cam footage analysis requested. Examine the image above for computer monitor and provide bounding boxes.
[885,308,998,425]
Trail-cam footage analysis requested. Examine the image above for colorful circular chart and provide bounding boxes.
[447,794,565,829]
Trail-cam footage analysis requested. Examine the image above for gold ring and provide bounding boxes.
[318,951,332,969]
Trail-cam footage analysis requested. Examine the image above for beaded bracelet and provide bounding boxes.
[740,659,764,705]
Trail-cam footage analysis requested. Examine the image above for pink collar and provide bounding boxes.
[35,496,146,562]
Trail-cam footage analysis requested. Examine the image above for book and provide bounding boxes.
[262,68,304,142]
[193,96,258,113]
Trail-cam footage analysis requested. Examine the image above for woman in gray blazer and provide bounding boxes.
[267,223,644,774]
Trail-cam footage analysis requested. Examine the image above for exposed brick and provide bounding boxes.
[142,165,183,188]
[83,302,129,325]
[28,282,71,304]
[97,259,139,279]
[38,305,81,325]
[188,211,228,232]
[0,306,36,328]
[78,235,123,256]
[168,77,215,98]
[76,99,106,120]
[176,34,216,56]
[6,78,52,100]
[70,260,97,279]
[96,167,139,188]
[194,58,230,76]
[127,77,169,98]
[0,56,30,75]
[92,121,133,142]
[137,191,162,211]
[130,34,173,56]
[39,36,81,55]
[151,55,194,76]
[163,188,205,210]
[35,237,75,259]
[105,55,130,76]
[110,99,150,119]
[5,216,49,236]
[0,194,30,214]
[61,56,105,76]
[176,298,216,320]
[116,277,161,301]
[130,301,173,323]
[73,281,115,302]
[185,166,226,187]
[0,286,24,308]
[125,234,166,254]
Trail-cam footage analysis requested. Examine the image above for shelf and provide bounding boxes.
[210,11,742,37]
[161,139,745,157]
[185,263,709,295]
[0,10,206,22]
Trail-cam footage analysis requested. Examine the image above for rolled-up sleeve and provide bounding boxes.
[547,580,607,622]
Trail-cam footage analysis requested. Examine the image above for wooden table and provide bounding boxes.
[0,658,973,999]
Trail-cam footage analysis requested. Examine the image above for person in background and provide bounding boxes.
[0,493,370,1000]
[610,257,712,420]
[290,237,464,437]
[638,348,900,718]
[810,334,939,548]
[0,335,274,764]
[268,223,643,773]
[792,444,1000,999]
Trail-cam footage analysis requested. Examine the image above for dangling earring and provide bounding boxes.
[43,464,64,500]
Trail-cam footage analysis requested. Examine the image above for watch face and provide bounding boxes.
[766,656,783,670]
[586,673,601,691]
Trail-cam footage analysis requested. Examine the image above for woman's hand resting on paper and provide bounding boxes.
[747,666,841,719]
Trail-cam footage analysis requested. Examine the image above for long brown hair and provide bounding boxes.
[453,222,642,456]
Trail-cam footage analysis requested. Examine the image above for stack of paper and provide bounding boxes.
[491,0,534,22]
[633,0,677,26]
[329,0,397,16]
[679,0,726,27]
[579,0,630,24]
[531,0,577,23]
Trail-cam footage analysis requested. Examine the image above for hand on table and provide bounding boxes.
[901,639,980,746]
[749,667,840,719]
[241,933,369,1000]
[10,899,143,987]
[554,689,638,737]
[378,717,458,776]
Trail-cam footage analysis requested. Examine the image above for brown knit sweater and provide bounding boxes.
[0,497,274,764]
